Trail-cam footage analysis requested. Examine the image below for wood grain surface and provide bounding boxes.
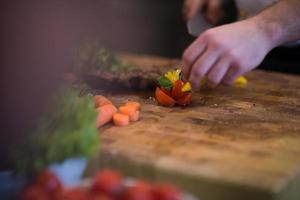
[85,54,300,200]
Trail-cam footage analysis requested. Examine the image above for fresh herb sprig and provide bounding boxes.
[13,89,99,176]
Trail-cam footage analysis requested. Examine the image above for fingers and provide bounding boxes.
[206,58,230,87]
[205,0,224,25]
[189,47,220,90]
[222,65,244,85]
[183,0,206,20]
[182,36,207,79]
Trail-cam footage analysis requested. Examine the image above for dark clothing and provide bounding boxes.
[260,46,300,75]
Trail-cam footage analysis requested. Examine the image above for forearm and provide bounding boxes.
[235,0,277,17]
[252,0,300,49]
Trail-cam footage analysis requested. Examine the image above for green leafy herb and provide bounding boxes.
[73,41,137,75]
[12,88,100,177]
[158,76,173,90]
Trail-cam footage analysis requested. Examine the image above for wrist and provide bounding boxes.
[250,14,283,51]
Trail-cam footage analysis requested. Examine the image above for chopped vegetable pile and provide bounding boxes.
[155,69,192,107]
[21,169,185,200]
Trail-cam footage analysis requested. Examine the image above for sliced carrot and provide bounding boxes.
[96,104,117,127]
[119,105,136,119]
[113,113,130,126]
[125,101,141,111]
[155,87,176,107]
[94,95,112,108]
[130,110,140,122]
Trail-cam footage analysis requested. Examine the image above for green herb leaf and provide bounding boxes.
[158,76,173,90]
[12,88,100,177]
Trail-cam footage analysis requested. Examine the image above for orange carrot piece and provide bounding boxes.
[130,110,140,122]
[113,113,130,126]
[119,106,136,119]
[125,102,141,110]
[94,95,112,108]
[96,104,117,127]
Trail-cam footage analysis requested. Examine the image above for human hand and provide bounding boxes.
[183,0,224,25]
[182,18,273,90]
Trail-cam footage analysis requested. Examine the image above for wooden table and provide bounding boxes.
[86,54,300,200]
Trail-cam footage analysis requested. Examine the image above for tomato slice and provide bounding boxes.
[177,92,192,106]
[171,80,185,100]
[63,188,89,200]
[124,181,155,200]
[21,185,49,200]
[35,170,63,198]
[155,87,176,107]
[91,169,123,197]
[160,87,172,96]
[154,184,183,200]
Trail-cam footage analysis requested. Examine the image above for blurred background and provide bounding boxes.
[1,0,300,167]
[1,0,193,168]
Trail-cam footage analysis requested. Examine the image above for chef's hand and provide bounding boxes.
[182,18,273,89]
[183,0,224,25]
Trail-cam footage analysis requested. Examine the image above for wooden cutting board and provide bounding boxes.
[86,54,300,200]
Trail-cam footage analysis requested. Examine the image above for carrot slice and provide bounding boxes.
[113,113,130,126]
[125,102,141,111]
[94,95,112,108]
[130,110,140,122]
[119,105,136,119]
[155,87,176,107]
[96,104,117,127]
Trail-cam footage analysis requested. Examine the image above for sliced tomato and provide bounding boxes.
[155,87,176,107]
[21,185,49,200]
[63,188,89,200]
[91,169,123,197]
[36,170,63,198]
[177,92,192,106]
[160,87,171,96]
[89,193,113,200]
[171,80,185,100]
[154,184,183,200]
[124,181,155,200]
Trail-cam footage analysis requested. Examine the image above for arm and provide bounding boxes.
[182,0,300,89]
[254,0,300,45]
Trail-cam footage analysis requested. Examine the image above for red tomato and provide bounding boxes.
[124,181,155,200]
[35,170,63,198]
[171,80,185,100]
[89,193,113,200]
[21,185,49,200]
[177,92,192,106]
[160,87,172,96]
[63,188,89,200]
[155,87,176,107]
[91,169,123,197]
[154,185,183,200]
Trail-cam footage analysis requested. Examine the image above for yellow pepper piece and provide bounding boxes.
[182,82,192,92]
[200,78,207,86]
[165,69,181,84]
[235,76,248,86]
